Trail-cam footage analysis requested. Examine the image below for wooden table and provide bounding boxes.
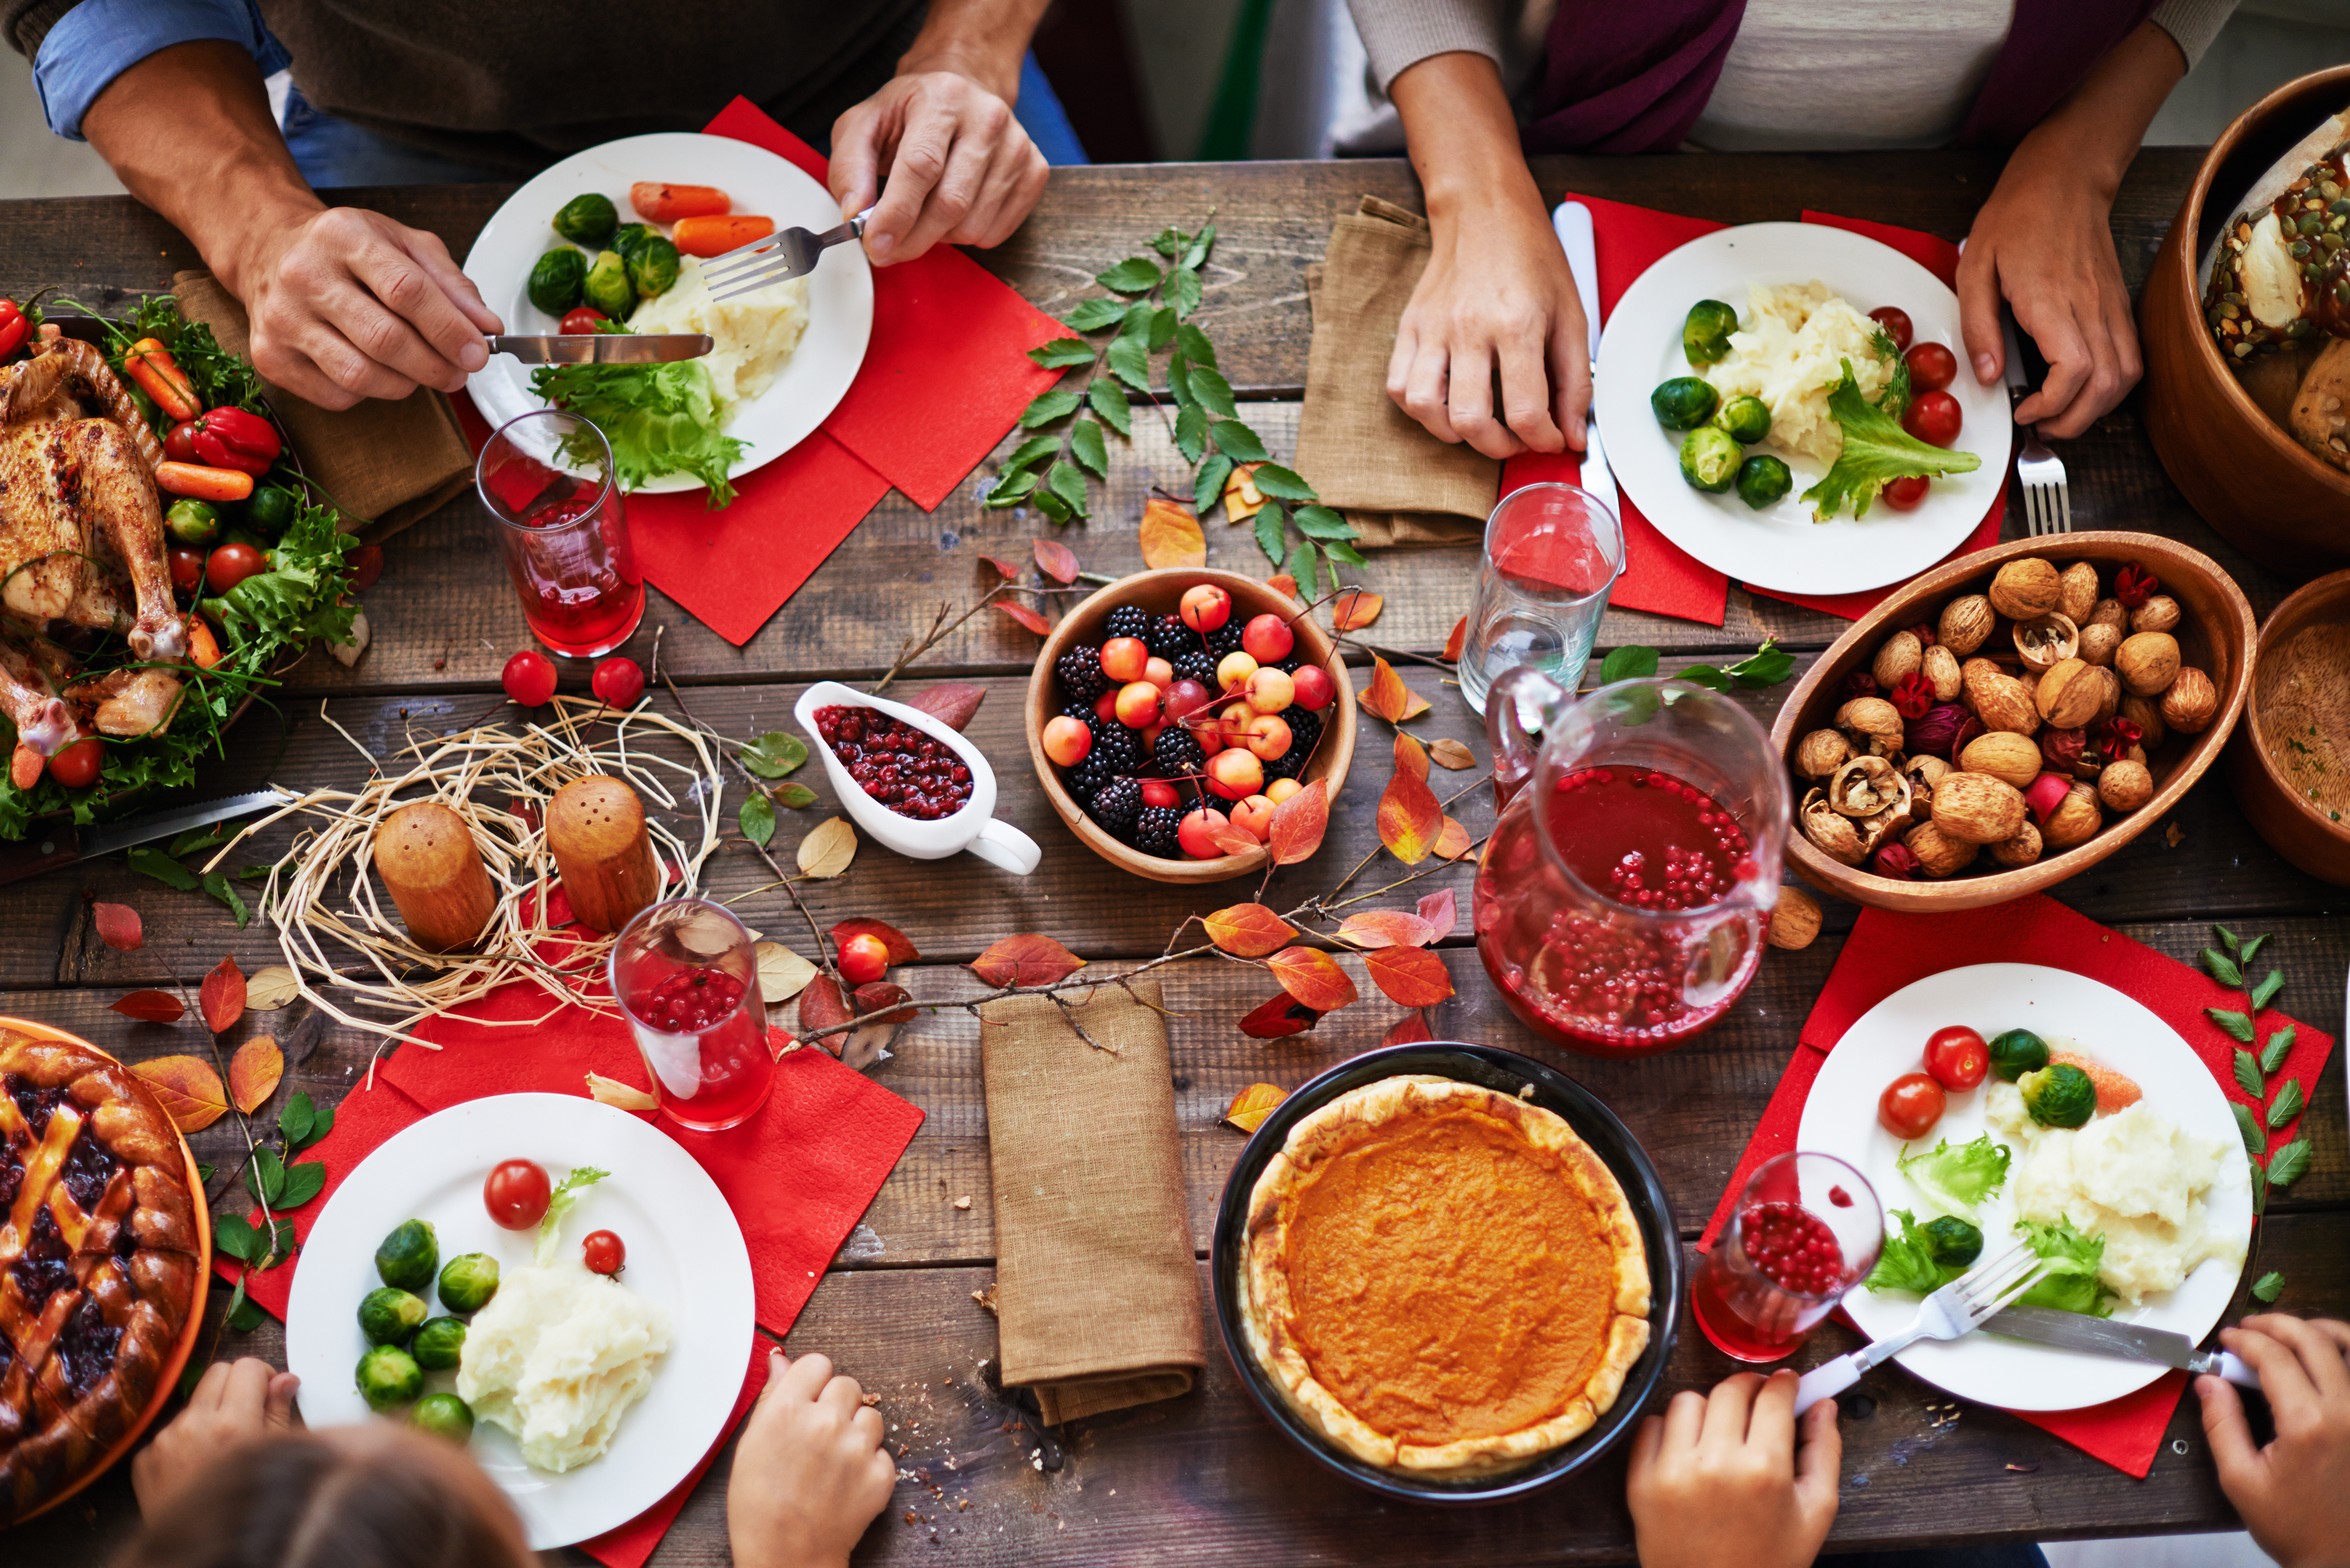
[8,150,2345,1564]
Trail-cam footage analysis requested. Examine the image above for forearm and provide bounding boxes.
[81,39,318,299]
[2006,20,2186,201]
[1389,51,1544,229]
[896,0,1049,103]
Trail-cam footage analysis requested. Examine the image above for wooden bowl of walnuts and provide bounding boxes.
[1771,533,2256,912]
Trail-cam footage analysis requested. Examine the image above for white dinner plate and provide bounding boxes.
[1795,963,2250,1412]
[1592,222,2011,595]
[463,131,874,493]
[284,1093,755,1549]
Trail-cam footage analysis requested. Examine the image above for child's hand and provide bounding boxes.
[729,1350,897,1568]
[1627,1369,1841,1568]
[131,1358,299,1514]
[2198,1314,2350,1568]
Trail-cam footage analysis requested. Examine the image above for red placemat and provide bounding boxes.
[1700,896,2337,1475]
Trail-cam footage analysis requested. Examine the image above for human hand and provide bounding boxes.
[224,204,503,410]
[728,1349,897,1568]
[131,1358,298,1515]
[2199,1315,2350,1568]
[1626,1369,1841,1568]
[1388,190,1588,461]
[829,70,1049,266]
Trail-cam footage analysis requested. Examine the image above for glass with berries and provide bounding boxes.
[609,897,771,1132]
[1691,1152,1883,1363]
[477,409,644,658]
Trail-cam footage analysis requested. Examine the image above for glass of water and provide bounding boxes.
[1457,482,1625,715]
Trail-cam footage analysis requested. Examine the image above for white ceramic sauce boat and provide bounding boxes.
[792,681,1040,875]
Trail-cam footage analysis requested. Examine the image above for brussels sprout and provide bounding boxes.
[164,499,219,547]
[356,1344,423,1412]
[358,1287,429,1346]
[1988,1028,2050,1082]
[2019,1063,2098,1129]
[438,1252,500,1315]
[1679,426,1743,493]
[1735,455,1793,510]
[374,1219,439,1292]
[583,249,634,322]
[411,1315,468,1371]
[624,234,680,301]
[410,1391,475,1443]
[612,223,656,263]
[552,193,618,249]
[1919,1215,1984,1270]
[527,248,586,317]
[1683,298,1739,367]
[243,484,299,540]
[1712,394,1771,445]
[1650,376,1721,431]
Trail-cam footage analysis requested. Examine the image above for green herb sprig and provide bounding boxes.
[1596,639,1797,693]
[2203,925,2315,1303]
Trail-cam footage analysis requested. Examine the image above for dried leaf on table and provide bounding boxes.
[830,918,920,964]
[983,553,1027,580]
[1365,946,1455,1008]
[1433,817,1473,860]
[1417,887,1458,941]
[1238,993,1321,1039]
[1442,616,1468,662]
[800,974,854,1052]
[797,818,858,878]
[200,956,246,1034]
[110,989,185,1024]
[1268,779,1329,865]
[1266,947,1359,1013]
[845,983,916,1069]
[1382,1011,1436,1047]
[1378,761,1444,865]
[741,732,808,779]
[1360,656,1430,724]
[971,933,1087,987]
[1429,739,1476,770]
[853,982,918,1025]
[245,966,300,1010]
[1032,537,1081,583]
[130,1056,229,1132]
[1204,903,1297,957]
[1139,497,1206,569]
[1223,1082,1288,1133]
[1223,463,1266,521]
[92,902,142,952]
[585,1071,658,1111]
[1393,731,1429,782]
[995,600,1051,635]
[228,1036,282,1113]
[754,941,818,1001]
[1333,591,1383,632]
[908,682,986,732]
[776,783,819,809]
[1335,910,1437,949]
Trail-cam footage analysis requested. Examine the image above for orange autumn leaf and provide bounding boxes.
[1266,947,1359,1013]
[1208,819,1261,858]
[1333,591,1383,632]
[1382,1011,1436,1047]
[800,974,853,1052]
[1442,615,1468,662]
[1366,945,1455,1008]
[1334,910,1438,950]
[227,1035,282,1114]
[1268,778,1329,866]
[1378,760,1444,865]
[1434,817,1473,859]
[1222,462,1267,521]
[982,553,1026,580]
[995,600,1051,635]
[1138,496,1206,570]
[1204,903,1298,958]
[92,902,142,952]
[1032,536,1080,583]
[970,933,1087,987]
[199,956,245,1034]
[1417,887,1458,941]
[131,1056,229,1133]
[1223,1082,1288,1133]
[1266,573,1300,601]
[1429,738,1476,770]
[1393,731,1428,781]
[110,989,184,1024]
[830,918,921,965]
[1360,656,1430,724]
[1238,992,1320,1039]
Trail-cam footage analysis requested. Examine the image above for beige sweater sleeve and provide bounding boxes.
[2148,0,2239,69]
[1345,0,1507,92]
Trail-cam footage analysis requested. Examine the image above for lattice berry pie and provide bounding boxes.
[0,1030,201,1522]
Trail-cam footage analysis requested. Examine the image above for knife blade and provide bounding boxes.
[1987,1303,2260,1387]
[486,334,712,365]
[1552,201,1618,524]
[0,790,293,887]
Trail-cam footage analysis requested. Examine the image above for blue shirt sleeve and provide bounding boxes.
[32,0,289,141]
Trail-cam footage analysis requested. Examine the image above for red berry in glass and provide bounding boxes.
[815,705,973,821]
[838,933,889,985]
[1867,305,1912,352]
[591,657,644,708]
[502,649,557,707]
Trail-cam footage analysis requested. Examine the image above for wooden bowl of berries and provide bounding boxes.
[1026,568,1357,883]
[1771,533,2255,912]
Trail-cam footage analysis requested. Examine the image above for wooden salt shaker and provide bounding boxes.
[374,802,495,952]
[546,774,661,933]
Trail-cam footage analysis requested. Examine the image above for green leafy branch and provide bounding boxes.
[2202,925,2311,1305]
[1596,639,1797,693]
[205,1090,330,1338]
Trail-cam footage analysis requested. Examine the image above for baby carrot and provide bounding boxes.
[671,214,775,257]
[630,182,730,222]
[153,461,254,502]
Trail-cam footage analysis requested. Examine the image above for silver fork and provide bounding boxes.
[2003,311,2071,535]
[1792,1242,2047,1415]
[703,206,877,302]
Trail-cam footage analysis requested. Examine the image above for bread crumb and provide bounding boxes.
[953,1195,971,1210]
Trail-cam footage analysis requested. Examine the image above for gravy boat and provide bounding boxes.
[792,681,1040,875]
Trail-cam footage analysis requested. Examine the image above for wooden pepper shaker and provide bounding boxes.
[374,802,495,952]
[546,774,660,933]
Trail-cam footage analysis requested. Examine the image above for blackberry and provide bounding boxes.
[1282,704,1324,760]
[1173,649,1218,688]
[1206,621,1244,658]
[1065,754,1118,804]
[1089,723,1141,771]
[1154,725,1206,780]
[1145,614,1192,660]
[1088,777,1143,837]
[1104,604,1151,642]
[1261,746,1301,784]
[1132,805,1183,859]
[1055,646,1108,704]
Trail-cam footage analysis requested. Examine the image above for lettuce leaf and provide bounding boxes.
[1896,1133,2013,1218]
[534,1166,609,1267]
[1863,1209,1952,1296]
[530,356,746,507]
[1801,357,1982,521]
[202,497,357,651]
[2013,1215,2116,1317]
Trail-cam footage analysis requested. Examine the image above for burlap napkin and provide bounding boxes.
[1291,196,1499,547]
[173,271,475,541]
[978,981,1204,1424]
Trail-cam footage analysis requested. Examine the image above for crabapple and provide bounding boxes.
[1265,777,1303,804]
[1093,689,1122,724]
[838,934,889,984]
[502,649,556,707]
[1143,656,1174,690]
[1205,747,1263,800]
[1162,679,1212,723]
[1231,794,1277,841]
[1140,779,1180,809]
[1140,721,1166,754]
[1042,716,1092,767]
[1290,665,1335,712]
[1179,583,1231,632]
[1177,806,1233,858]
[1113,680,1162,728]
[1215,651,1258,693]
[1241,613,1294,663]
[1216,701,1255,748]
[1245,713,1292,761]
[1101,637,1149,684]
[1244,667,1294,714]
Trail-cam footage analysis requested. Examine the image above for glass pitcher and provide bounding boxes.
[1473,670,1791,1057]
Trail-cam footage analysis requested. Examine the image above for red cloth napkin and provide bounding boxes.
[580,1335,772,1568]
[1702,896,2338,1476]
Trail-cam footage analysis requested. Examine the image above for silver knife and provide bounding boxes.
[1553,201,1618,524]
[0,790,293,886]
[1987,1303,2260,1388]
[485,334,712,365]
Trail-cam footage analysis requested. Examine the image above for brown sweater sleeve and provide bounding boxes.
[6,0,80,58]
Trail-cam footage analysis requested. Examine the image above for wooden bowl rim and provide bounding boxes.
[0,1014,213,1525]
[2153,63,2350,501]
[2233,566,2350,846]
[1023,567,1359,884]
[1771,532,2257,907]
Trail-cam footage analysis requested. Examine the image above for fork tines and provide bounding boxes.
[1945,1242,2047,1321]
[701,238,799,300]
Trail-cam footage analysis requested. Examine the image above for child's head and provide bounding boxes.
[115,1424,532,1568]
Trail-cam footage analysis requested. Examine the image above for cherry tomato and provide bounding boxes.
[163,419,202,465]
[1902,390,1963,448]
[591,657,644,709]
[582,1230,625,1275]
[484,1159,551,1230]
[1905,341,1958,393]
[839,933,889,985]
[1882,475,1931,511]
[1867,307,1913,352]
[1924,1025,1989,1091]
[502,649,557,707]
[204,541,266,595]
[167,543,205,594]
[1878,1072,1948,1139]
[48,736,103,789]
[558,307,609,335]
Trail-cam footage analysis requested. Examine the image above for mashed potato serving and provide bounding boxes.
[1702,281,1894,465]
[457,1258,673,1472]
[628,253,810,408]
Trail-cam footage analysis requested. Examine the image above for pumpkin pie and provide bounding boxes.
[1242,1075,1649,1476]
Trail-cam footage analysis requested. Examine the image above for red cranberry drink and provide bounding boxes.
[1691,1152,1882,1363]
[815,705,974,820]
[478,409,644,658]
[610,897,772,1131]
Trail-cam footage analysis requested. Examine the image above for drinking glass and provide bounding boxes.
[478,409,645,658]
[609,897,772,1132]
[1457,481,1625,715]
[1690,1152,1882,1363]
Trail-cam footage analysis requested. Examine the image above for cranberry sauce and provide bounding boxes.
[815,705,974,821]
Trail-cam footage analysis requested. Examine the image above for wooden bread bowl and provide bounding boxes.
[2224,567,2350,886]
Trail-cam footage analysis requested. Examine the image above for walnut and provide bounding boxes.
[2043,781,2104,850]
[1828,755,1911,817]
[2011,613,2080,674]
[1938,594,1996,656]
[1872,629,1924,690]
[1989,558,2062,619]
[1794,728,1855,780]
[2120,693,2168,751]
[2085,597,2130,632]
[1902,754,1950,806]
[1799,788,1865,865]
[1904,820,1980,878]
[1962,658,2039,736]
[2076,622,2122,668]
[2098,759,2154,812]
[1958,731,2044,790]
[1931,770,2029,845]
[1921,643,1962,701]
[2159,667,2219,733]
[1835,696,1905,757]
[2036,658,2103,729]
[1765,886,1822,950]
[2089,664,2121,726]
[2129,594,2183,635]
[1856,804,1911,854]
[2116,632,2181,697]
[1990,821,2044,867]
[2057,562,2100,624]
